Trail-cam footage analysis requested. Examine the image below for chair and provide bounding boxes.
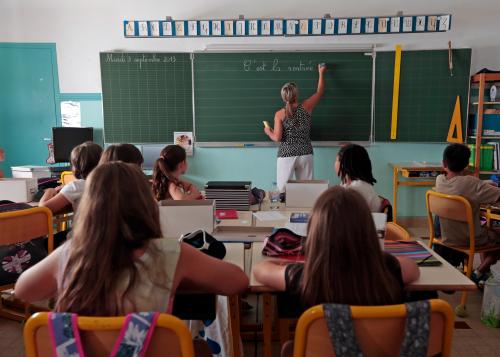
[0,207,54,321]
[24,312,195,357]
[426,190,500,317]
[293,299,454,357]
[60,170,76,185]
[385,222,411,241]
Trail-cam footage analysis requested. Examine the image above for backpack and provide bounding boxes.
[262,228,304,258]
[48,312,160,357]
[323,301,431,357]
[0,202,48,285]
[179,230,226,259]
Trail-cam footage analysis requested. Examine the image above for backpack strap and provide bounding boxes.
[48,312,85,357]
[110,312,160,357]
[323,304,363,357]
[399,301,431,357]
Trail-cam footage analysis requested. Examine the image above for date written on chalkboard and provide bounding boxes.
[104,53,177,69]
[243,59,315,72]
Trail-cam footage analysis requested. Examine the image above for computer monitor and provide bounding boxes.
[142,145,165,170]
[52,127,94,163]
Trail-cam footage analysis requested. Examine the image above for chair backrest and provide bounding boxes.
[425,190,475,249]
[293,299,454,357]
[0,206,54,253]
[24,312,195,357]
[385,222,411,241]
[61,171,76,185]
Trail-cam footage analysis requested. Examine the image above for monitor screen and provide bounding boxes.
[142,145,165,170]
[52,127,94,163]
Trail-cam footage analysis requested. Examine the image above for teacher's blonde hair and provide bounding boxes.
[281,82,298,118]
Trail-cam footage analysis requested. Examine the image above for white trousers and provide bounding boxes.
[277,154,314,192]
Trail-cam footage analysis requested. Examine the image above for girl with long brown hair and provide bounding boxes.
[253,186,419,307]
[263,64,326,193]
[152,144,202,201]
[15,162,248,316]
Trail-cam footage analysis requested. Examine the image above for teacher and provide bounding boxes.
[264,64,326,192]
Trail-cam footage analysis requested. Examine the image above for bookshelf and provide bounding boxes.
[469,73,500,176]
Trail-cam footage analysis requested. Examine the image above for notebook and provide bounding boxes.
[384,240,442,266]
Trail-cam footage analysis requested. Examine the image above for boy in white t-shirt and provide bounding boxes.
[40,141,102,214]
[335,144,382,212]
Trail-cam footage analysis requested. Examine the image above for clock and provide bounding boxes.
[491,84,497,102]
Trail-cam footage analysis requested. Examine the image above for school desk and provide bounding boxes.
[250,240,475,357]
[390,162,444,222]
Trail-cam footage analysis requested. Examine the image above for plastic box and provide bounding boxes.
[470,114,500,136]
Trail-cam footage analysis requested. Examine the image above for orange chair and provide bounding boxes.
[24,312,195,357]
[0,207,54,321]
[293,299,454,357]
[60,170,76,185]
[426,190,500,316]
[385,222,411,241]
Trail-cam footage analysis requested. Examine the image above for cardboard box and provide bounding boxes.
[0,178,38,202]
[285,180,329,208]
[11,166,51,179]
[159,199,215,238]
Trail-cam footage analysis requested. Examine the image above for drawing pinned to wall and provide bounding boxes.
[174,132,194,156]
[61,101,81,127]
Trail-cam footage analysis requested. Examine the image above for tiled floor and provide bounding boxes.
[1,218,499,356]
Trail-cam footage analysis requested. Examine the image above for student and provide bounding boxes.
[15,162,248,313]
[253,186,419,308]
[335,143,382,212]
[263,65,326,193]
[99,143,144,166]
[39,141,102,214]
[435,143,500,280]
[152,144,202,201]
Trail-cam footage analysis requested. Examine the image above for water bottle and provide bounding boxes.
[269,182,280,210]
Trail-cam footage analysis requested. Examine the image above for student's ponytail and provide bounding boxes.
[152,145,187,201]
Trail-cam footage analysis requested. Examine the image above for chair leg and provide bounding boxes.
[456,253,474,318]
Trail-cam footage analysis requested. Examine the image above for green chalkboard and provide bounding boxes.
[194,52,373,142]
[100,52,193,143]
[375,49,471,142]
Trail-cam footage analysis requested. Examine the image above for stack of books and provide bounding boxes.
[205,181,251,211]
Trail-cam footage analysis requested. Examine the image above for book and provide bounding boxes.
[384,240,442,266]
[215,209,238,220]
[290,213,309,223]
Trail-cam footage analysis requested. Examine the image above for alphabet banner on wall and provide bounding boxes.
[123,14,451,38]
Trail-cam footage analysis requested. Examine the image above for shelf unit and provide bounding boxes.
[469,73,500,176]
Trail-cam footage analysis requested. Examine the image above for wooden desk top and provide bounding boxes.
[390,162,443,171]
[249,241,476,292]
[222,242,245,271]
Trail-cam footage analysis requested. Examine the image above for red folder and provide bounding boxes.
[215,209,239,220]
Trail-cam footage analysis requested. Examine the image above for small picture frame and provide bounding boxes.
[174,132,194,156]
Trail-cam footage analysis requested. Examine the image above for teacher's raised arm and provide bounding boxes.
[263,64,327,193]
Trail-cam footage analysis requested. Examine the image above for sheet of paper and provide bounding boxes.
[285,222,308,236]
[253,211,286,221]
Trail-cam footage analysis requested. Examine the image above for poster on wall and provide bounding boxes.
[174,131,194,156]
[61,101,81,127]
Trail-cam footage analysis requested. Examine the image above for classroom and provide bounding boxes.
[1,0,500,356]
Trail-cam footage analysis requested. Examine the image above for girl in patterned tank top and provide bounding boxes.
[264,64,327,192]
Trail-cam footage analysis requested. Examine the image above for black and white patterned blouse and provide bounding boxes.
[277,105,313,158]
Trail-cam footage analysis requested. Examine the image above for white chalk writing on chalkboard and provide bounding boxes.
[243,59,313,72]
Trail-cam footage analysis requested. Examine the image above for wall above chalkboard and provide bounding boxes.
[124,14,451,38]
